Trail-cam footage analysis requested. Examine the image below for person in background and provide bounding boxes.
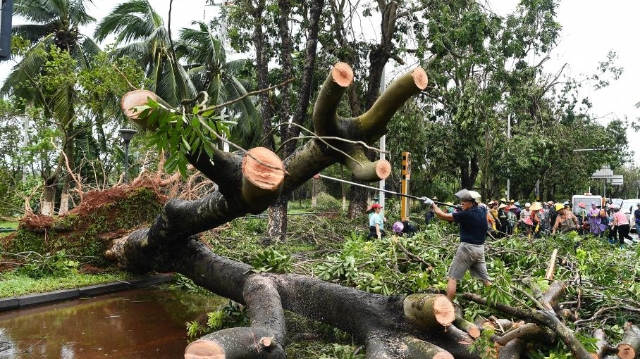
[547,201,558,232]
[588,202,604,237]
[577,202,588,234]
[607,204,618,244]
[552,204,579,235]
[445,202,456,214]
[633,203,640,234]
[497,203,509,237]
[530,202,543,237]
[424,189,492,301]
[506,205,518,235]
[401,217,417,237]
[612,205,632,247]
[489,201,501,234]
[538,202,551,235]
[520,203,533,235]
[367,203,385,240]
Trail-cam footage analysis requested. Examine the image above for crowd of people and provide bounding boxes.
[368,196,639,247]
[440,197,638,247]
[366,190,639,301]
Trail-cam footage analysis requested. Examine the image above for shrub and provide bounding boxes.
[315,192,341,212]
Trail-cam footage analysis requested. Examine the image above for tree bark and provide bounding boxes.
[117,63,428,358]
[617,324,640,359]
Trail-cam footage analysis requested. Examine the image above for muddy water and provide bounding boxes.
[0,286,227,359]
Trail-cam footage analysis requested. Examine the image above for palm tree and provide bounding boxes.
[1,0,101,215]
[176,20,261,149]
[93,0,195,107]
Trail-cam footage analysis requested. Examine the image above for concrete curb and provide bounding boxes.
[0,273,174,313]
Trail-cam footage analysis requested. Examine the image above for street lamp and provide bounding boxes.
[119,128,137,183]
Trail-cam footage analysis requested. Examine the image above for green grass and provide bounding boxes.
[0,222,18,229]
[0,271,132,298]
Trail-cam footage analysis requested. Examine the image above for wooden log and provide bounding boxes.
[312,62,354,136]
[453,305,480,339]
[454,315,481,339]
[617,324,640,359]
[241,147,285,211]
[344,147,392,182]
[498,338,525,359]
[542,281,566,310]
[592,328,617,359]
[404,336,454,359]
[358,67,428,142]
[403,293,455,329]
[545,248,558,280]
[120,89,171,130]
[494,322,555,346]
[185,327,284,359]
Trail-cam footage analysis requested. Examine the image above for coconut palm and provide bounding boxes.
[93,0,195,107]
[1,0,101,215]
[176,20,261,149]
[2,0,100,109]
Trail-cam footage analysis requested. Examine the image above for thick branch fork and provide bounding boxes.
[119,63,427,242]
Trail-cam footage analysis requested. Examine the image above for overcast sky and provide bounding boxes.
[4,0,640,165]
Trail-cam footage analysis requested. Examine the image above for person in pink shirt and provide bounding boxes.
[612,205,633,246]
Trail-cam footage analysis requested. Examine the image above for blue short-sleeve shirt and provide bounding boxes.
[452,206,488,244]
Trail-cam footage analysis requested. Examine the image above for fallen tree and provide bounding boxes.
[105,63,640,359]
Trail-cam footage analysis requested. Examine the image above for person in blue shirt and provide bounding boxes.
[367,203,385,240]
[425,189,492,301]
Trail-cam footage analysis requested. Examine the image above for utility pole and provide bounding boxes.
[378,65,386,209]
[506,114,511,200]
[0,0,14,60]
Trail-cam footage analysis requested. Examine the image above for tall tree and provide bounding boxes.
[220,0,325,239]
[1,0,100,215]
[93,0,195,107]
[175,21,261,150]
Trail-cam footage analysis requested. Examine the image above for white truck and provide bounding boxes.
[571,194,603,218]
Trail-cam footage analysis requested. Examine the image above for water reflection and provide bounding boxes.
[0,286,226,359]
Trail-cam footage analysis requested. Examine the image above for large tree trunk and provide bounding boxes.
[117,63,428,358]
[41,177,56,216]
[266,0,324,240]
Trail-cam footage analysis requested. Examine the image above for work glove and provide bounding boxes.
[421,197,434,206]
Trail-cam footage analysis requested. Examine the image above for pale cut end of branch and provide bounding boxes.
[411,68,429,90]
[375,160,392,180]
[618,345,636,359]
[545,248,558,280]
[332,62,354,87]
[433,295,456,326]
[242,147,285,190]
[467,325,481,339]
[121,89,157,120]
[434,352,454,359]
[259,337,273,348]
[184,340,225,359]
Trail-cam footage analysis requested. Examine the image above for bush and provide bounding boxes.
[315,192,341,212]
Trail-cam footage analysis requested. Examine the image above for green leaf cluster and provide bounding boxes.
[251,248,293,274]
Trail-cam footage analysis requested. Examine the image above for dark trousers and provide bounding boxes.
[367,226,385,240]
[608,226,617,242]
[618,224,632,245]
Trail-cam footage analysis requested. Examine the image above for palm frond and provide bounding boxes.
[93,0,163,44]
[0,38,52,98]
[68,0,96,26]
[12,24,53,43]
[13,0,57,23]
